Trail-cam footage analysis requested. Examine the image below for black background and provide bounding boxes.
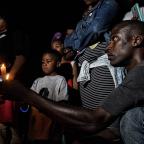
[0,0,83,85]
[1,0,83,43]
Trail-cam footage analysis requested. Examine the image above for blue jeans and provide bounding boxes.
[120,107,144,144]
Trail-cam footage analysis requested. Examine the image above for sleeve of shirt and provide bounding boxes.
[57,77,69,101]
[101,66,144,117]
[31,79,39,92]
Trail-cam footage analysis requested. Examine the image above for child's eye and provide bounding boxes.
[46,60,52,63]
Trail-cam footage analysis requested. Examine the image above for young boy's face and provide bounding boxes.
[42,53,58,75]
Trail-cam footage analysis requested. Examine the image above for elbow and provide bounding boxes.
[81,108,113,134]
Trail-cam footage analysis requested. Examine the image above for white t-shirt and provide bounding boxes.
[31,75,68,101]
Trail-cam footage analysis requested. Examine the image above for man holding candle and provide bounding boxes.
[0,16,29,81]
[0,16,30,144]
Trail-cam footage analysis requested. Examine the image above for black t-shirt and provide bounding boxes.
[0,29,29,71]
[102,61,144,117]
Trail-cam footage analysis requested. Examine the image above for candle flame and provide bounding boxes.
[1,63,6,79]
[1,64,5,68]
[6,73,9,80]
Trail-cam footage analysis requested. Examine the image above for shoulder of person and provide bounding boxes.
[55,74,66,80]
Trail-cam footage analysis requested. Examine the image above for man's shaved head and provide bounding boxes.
[112,20,144,38]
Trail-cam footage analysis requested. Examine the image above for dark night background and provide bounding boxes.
[0,0,84,86]
[1,0,83,45]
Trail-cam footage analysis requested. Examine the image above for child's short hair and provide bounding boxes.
[42,49,62,62]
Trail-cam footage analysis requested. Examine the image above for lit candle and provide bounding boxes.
[5,73,9,80]
[0,64,6,80]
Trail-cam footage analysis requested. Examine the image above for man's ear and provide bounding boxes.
[132,35,144,47]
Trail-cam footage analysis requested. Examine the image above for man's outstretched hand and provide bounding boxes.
[0,80,30,102]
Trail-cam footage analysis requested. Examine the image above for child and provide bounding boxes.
[51,32,64,55]
[28,49,69,144]
[51,32,79,92]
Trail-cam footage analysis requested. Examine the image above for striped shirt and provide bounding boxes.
[77,42,115,109]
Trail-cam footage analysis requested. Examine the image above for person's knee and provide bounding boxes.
[120,107,144,133]
[120,107,144,143]
[120,108,138,134]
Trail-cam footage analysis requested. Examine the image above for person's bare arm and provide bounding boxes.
[0,80,114,134]
[9,55,26,80]
[72,62,79,90]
